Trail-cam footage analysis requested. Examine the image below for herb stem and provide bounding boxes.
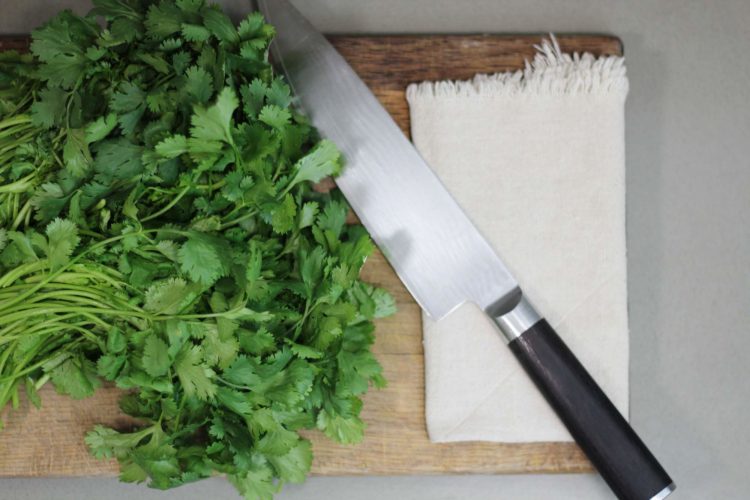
[142,185,191,222]
[0,114,32,130]
[219,209,257,230]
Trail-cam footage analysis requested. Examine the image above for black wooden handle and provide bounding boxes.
[509,320,674,500]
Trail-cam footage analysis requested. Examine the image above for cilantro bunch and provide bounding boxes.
[0,1,394,498]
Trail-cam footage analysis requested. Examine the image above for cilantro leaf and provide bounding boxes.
[266,79,292,109]
[237,12,265,40]
[175,344,216,400]
[288,140,341,189]
[145,2,183,38]
[178,232,231,286]
[110,82,146,135]
[221,171,253,202]
[172,50,191,74]
[300,246,326,293]
[30,182,69,222]
[316,408,365,445]
[228,467,278,500]
[267,440,312,484]
[106,327,127,353]
[270,194,297,234]
[240,78,266,118]
[111,82,145,112]
[91,0,142,21]
[92,139,144,180]
[222,355,259,385]
[25,378,42,409]
[85,424,156,460]
[31,13,94,88]
[201,326,239,369]
[371,287,397,318]
[298,201,319,229]
[182,24,211,43]
[259,105,291,129]
[144,278,197,314]
[185,65,214,103]
[142,336,170,378]
[48,356,101,399]
[45,218,80,270]
[155,134,189,159]
[237,329,276,356]
[138,53,171,74]
[85,113,118,143]
[215,386,251,416]
[97,353,127,380]
[317,200,347,237]
[63,128,93,178]
[190,86,238,145]
[30,87,66,128]
[202,8,240,45]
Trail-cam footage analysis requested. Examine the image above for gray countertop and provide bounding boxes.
[1,1,748,499]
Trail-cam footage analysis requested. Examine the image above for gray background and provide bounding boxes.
[1,0,748,498]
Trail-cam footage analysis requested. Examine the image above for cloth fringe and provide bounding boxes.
[406,35,628,100]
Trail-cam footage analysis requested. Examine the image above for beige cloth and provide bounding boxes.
[405,38,630,443]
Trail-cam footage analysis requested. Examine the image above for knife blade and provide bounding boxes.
[258,11,517,322]
[258,2,674,499]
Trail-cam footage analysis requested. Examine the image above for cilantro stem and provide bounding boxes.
[0,261,48,288]
[0,131,36,155]
[63,82,81,131]
[0,281,124,298]
[0,174,37,193]
[0,314,91,343]
[1,264,114,291]
[10,386,19,409]
[0,230,169,310]
[11,200,33,230]
[7,93,33,115]
[194,180,226,190]
[0,334,84,409]
[34,373,50,391]
[78,229,106,239]
[10,193,19,222]
[0,305,151,324]
[0,323,100,361]
[21,269,129,293]
[215,376,250,391]
[173,396,186,430]
[51,148,65,169]
[142,185,191,222]
[0,293,248,327]
[218,209,257,230]
[21,290,135,312]
[0,123,34,141]
[0,114,32,130]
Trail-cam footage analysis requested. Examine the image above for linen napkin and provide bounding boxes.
[405,38,630,443]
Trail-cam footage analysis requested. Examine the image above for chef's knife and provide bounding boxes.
[258,1,674,499]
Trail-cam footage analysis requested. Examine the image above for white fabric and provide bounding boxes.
[405,38,630,443]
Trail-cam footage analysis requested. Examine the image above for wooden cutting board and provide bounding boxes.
[0,34,621,477]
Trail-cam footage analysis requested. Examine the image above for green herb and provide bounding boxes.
[0,1,394,498]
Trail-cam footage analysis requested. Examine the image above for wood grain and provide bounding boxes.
[0,34,621,477]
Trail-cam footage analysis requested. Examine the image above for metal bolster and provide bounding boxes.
[650,483,676,500]
[487,289,542,342]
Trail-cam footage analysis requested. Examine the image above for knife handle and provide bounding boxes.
[490,295,674,500]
